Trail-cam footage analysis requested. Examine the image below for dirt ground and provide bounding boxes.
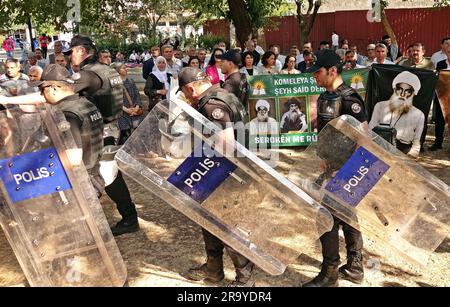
[0,95,449,287]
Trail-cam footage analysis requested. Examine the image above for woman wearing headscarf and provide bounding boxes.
[111,62,145,145]
[144,56,172,111]
[205,48,226,85]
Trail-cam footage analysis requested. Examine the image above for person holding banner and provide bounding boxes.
[257,51,279,75]
[280,55,301,75]
[400,43,435,71]
[431,37,450,67]
[304,49,368,287]
[239,51,259,77]
[371,43,395,65]
[369,71,425,157]
[177,67,254,287]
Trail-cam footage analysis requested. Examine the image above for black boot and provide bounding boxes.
[339,255,364,284]
[228,261,255,287]
[303,264,339,287]
[186,257,225,283]
[428,143,443,151]
[111,217,139,237]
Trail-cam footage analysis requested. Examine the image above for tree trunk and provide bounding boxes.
[27,17,34,52]
[227,0,253,47]
[257,28,267,50]
[179,15,187,47]
[381,8,397,44]
[296,0,322,47]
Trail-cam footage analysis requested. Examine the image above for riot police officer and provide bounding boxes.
[303,50,368,287]
[0,38,138,236]
[177,67,253,287]
[63,36,138,236]
[218,49,250,110]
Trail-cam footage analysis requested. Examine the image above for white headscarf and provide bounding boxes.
[152,56,170,90]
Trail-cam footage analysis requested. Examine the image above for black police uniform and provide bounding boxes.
[314,83,367,285]
[74,58,123,123]
[73,56,138,235]
[222,71,250,110]
[189,85,253,285]
[59,94,103,168]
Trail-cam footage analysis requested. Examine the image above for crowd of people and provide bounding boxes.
[0,30,449,288]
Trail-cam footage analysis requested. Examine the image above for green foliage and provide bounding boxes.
[197,34,229,51]
[184,0,283,31]
[246,0,284,30]
[432,0,450,7]
[0,0,68,31]
[272,2,297,17]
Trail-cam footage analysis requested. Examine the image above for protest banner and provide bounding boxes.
[247,68,369,147]
[366,64,438,120]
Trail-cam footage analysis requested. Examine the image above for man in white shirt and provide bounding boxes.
[35,48,49,69]
[129,51,137,63]
[343,51,365,70]
[369,71,424,157]
[370,43,395,65]
[431,37,450,67]
[162,45,183,77]
[290,45,302,64]
[252,37,265,55]
[361,44,376,67]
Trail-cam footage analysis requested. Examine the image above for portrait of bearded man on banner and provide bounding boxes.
[280,97,308,133]
[369,71,424,157]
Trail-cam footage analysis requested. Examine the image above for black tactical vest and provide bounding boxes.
[83,63,123,122]
[59,96,104,170]
[317,85,356,132]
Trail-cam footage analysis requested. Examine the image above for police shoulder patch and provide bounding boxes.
[351,103,362,114]
[212,108,225,120]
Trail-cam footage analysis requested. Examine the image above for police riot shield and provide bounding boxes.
[288,115,450,266]
[0,105,127,286]
[115,96,334,276]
